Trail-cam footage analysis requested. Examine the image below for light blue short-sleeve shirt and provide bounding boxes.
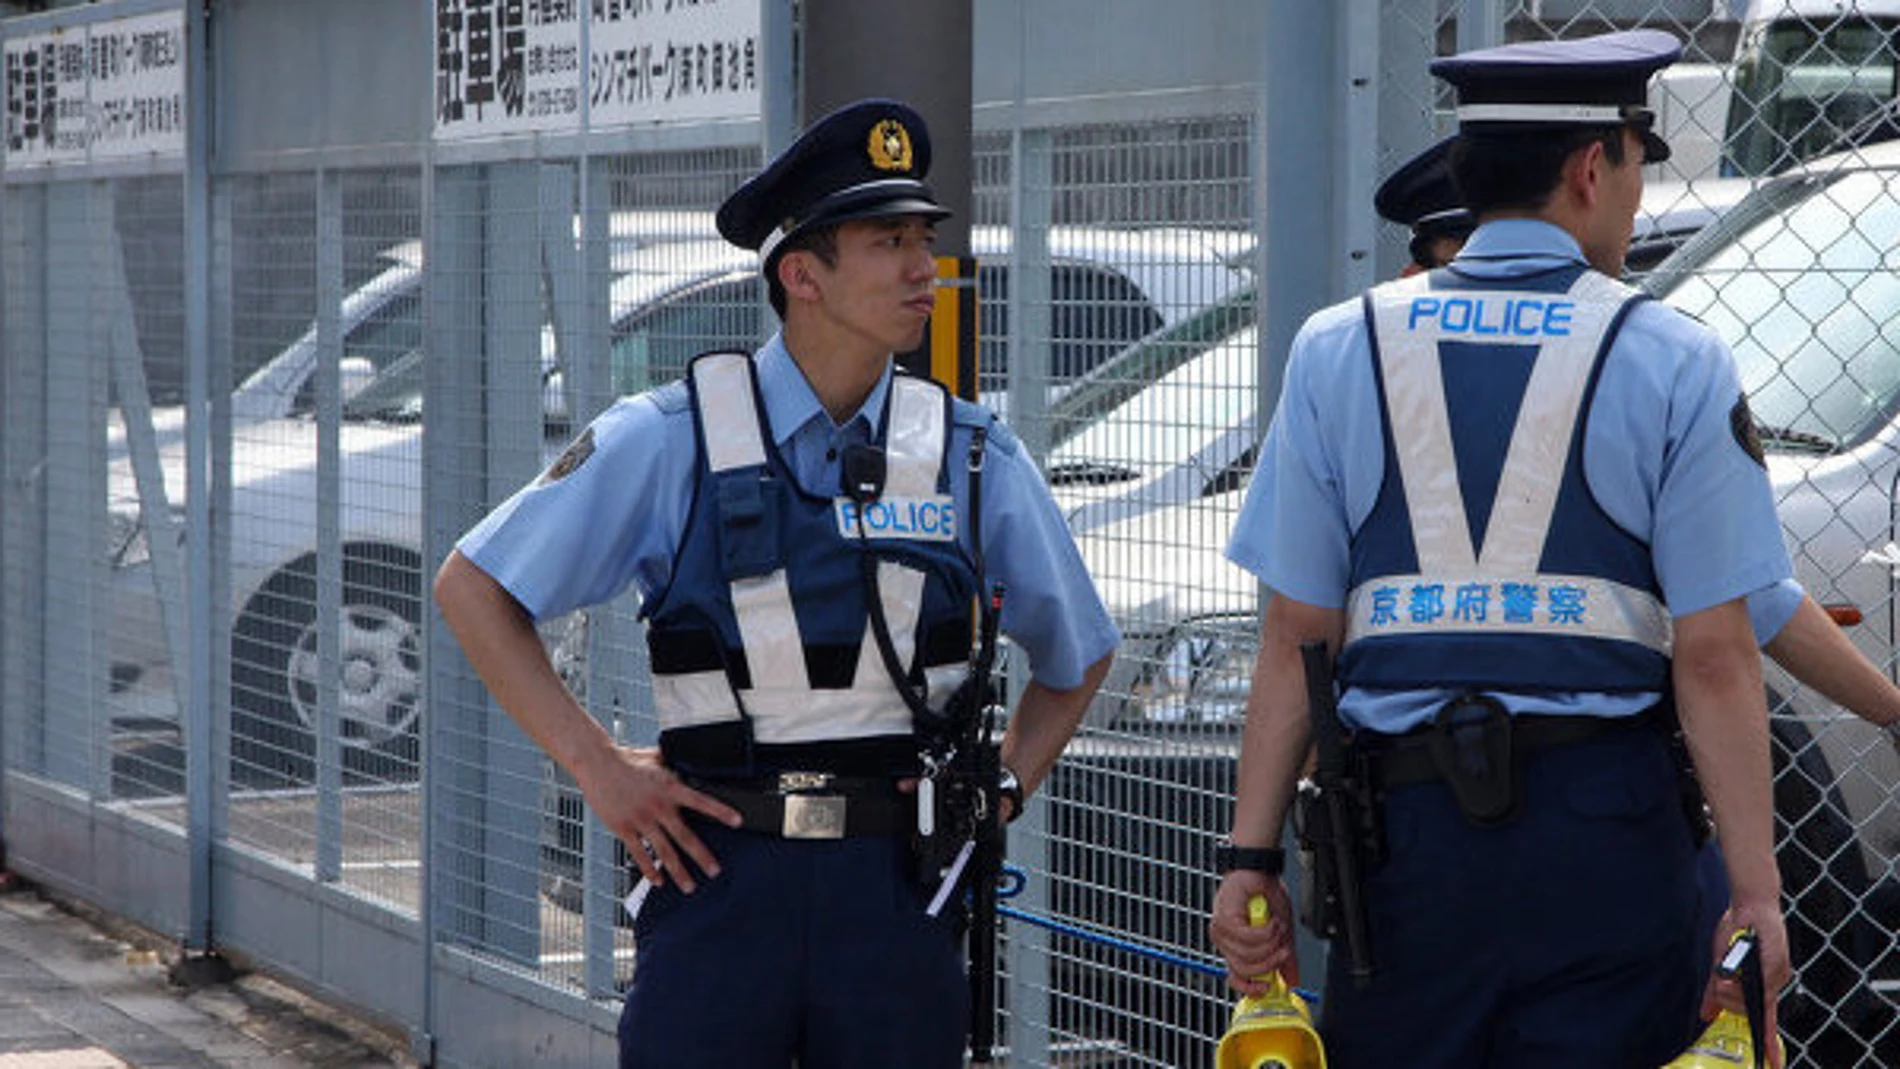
[458,335,1119,691]
[1227,220,1792,731]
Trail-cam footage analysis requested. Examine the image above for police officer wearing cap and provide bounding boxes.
[435,98,1117,1068]
[1211,31,1793,1067]
[1375,136,1476,278]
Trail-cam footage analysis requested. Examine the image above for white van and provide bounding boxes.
[1723,0,1900,175]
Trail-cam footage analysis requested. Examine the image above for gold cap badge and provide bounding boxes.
[867,118,913,172]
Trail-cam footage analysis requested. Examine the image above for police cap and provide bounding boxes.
[1374,136,1475,242]
[1430,29,1682,163]
[717,98,951,275]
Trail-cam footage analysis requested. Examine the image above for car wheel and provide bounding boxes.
[1765,705,1884,1066]
[230,546,423,786]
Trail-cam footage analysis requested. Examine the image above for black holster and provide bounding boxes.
[1290,766,1384,943]
[1292,779,1344,939]
[1425,694,1519,827]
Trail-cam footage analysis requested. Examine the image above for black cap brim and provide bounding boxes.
[1641,127,1671,165]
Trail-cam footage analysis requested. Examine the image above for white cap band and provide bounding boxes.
[1457,102,1628,124]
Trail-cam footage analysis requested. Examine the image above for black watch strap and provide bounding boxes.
[1214,840,1285,876]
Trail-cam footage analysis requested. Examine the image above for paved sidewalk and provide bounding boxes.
[0,875,416,1069]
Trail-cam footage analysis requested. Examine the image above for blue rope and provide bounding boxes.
[995,903,1226,978]
[993,865,1322,1004]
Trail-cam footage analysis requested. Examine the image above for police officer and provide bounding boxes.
[1210,31,1792,1067]
[434,98,1118,1068]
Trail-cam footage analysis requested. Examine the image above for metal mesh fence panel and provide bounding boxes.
[164,168,432,913]
[968,112,1258,1066]
[4,180,115,804]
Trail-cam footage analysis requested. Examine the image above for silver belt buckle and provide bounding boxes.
[781,794,846,839]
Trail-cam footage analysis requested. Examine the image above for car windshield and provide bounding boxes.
[1050,318,1261,493]
[1725,15,1900,177]
[342,349,427,421]
[1652,166,1900,451]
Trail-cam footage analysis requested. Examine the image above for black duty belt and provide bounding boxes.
[1367,710,1656,790]
[687,771,909,840]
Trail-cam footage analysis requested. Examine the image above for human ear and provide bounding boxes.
[779,252,819,300]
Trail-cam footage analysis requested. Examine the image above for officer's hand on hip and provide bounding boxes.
[575,745,743,894]
[1209,872,1298,993]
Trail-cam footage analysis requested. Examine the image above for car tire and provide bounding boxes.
[230,545,423,787]
[1765,704,1884,1067]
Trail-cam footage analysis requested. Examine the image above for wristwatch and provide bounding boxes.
[1213,838,1286,876]
[998,764,1024,823]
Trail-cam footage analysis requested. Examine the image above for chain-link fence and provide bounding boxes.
[2,1,1896,1066]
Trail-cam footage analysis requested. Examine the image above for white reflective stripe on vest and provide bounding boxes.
[886,375,946,498]
[1351,272,1669,652]
[652,670,742,729]
[735,691,916,743]
[730,571,806,691]
[852,559,924,691]
[1345,572,1672,653]
[694,352,767,473]
[667,358,953,738]
[1369,273,1474,568]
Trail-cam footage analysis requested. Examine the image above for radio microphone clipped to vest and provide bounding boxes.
[841,443,887,503]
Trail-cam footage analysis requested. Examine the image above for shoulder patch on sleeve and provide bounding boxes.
[1730,394,1766,468]
[539,426,597,484]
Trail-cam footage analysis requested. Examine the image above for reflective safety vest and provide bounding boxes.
[1338,266,1671,694]
[641,351,979,770]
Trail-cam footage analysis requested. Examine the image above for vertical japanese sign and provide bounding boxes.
[4,9,186,170]
[434,0,760,141]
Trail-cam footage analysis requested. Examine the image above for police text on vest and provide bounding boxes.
[1407,296,1574,337]
[834,495,959,542]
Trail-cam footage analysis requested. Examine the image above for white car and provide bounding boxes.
[103,222,1254,784]
[1647,141,1900,1059]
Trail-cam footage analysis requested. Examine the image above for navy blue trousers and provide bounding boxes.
[1318,726,1706,1068]
[617,821,967,1068]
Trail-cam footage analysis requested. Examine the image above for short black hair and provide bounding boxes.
[1409,223,1476,271]
[767,223,840,319]
[1448,126,1627,217]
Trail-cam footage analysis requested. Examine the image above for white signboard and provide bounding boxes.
[4,9,186,169]
[435,0,760,141]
